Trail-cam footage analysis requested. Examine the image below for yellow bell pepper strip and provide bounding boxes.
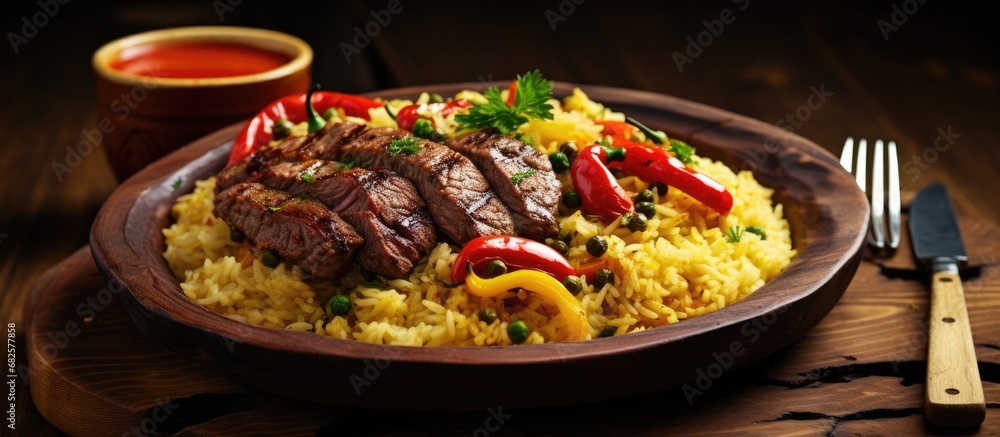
[463,264,590,341]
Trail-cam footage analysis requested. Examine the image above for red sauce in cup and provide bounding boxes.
[110,42,292,78]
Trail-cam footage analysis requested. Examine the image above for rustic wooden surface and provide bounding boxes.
[1,1,998,435]
[23,217,1000,435]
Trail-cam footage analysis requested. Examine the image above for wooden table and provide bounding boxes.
[2,2,997,435]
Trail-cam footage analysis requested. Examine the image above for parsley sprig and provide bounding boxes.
[388,137,421,157]
[669,140,695,165]
[455,70,555,133]
[510,169,536,185]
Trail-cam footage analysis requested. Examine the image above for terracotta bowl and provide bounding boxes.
[92,26,312,181]
[90,82,869,410]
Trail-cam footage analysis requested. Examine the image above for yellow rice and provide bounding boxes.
[162,88,795,346]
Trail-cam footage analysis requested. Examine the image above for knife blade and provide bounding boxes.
[909,183,985,428]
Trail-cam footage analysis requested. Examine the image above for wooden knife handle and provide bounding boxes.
[925,270,986,427]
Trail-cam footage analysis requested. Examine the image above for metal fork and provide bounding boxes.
[840,137,901,250]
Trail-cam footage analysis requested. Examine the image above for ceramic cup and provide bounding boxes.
[92,26,312,181]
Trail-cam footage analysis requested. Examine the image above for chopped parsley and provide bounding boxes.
[726,225,744,243]
[300,173,315,183]
[294,193,311,201]
[455,69,554,133]
[510,169,536,185]
[669,140,695,165]
[171,176,182,191]
[745,226,767,240]
[266,206,282,213]
[388,137,421,157]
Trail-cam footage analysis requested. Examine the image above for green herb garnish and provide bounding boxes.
[412,118,435,139]
[726,225,744,243]
[339,156,356,171]
[511,169,536,185]
[669,139,695,165]
[300,173,315,183]
[267,206,282,213]
[455,69,554,133]
[388,137,421,157]
[294,193,310,201]
[171,177,182,191]
[745,226,767,240]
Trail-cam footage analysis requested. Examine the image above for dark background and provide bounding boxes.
[1,1,999,433]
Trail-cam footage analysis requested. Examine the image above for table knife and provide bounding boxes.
[909,183,986,427]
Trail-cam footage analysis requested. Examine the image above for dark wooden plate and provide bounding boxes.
[90,83,868,410]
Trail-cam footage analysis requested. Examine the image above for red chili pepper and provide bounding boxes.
[451,236,577,283]
[606,137,733,215]
[505,80,517,106]
[570,145,634,222]
[227,91,382,165]
[395,100,472,132]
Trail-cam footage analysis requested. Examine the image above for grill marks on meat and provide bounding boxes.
[257,161,436,278]
[304,122,517,244]
[445,132,561,240]
[214,183,363,279]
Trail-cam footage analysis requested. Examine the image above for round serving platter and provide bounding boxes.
[90,82,868,410]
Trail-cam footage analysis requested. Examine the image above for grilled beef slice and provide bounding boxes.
[213,182,363,279]
[301,122,516,244]
[256,160,437,278]
[445,132,561,240]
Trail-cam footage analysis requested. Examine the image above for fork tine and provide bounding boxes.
[840,137,854,172]
[871,140,887,249]
[887,141,901,249]
[855,139,867,193]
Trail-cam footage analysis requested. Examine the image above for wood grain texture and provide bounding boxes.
[87,83,868,410]
[926,270,986,427]
[2,1,998,434]
[25,215,1000,435]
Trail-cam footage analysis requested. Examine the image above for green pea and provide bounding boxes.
[328,294,351,316]
[546,239,569,257]
[507,320,530,344]
[586,235,608,257]
[594,268,615,290]
[562,190,582,208]
[562,276,583,294]
[649,182,668,196]
[260,249,280,268]
[477,307,498,324]
[625,213,648,233]
[548,151,570,173]
[556,231,573,245]
[322,108,339,121]
[636,201,656,218]
[271,119,294,140]
[229,227,245,243]
[429,93,444,103]
[487,260,507,277]
[634,189,654,203]
[559,142,578,162]
[412,118,435,139]
[599,326,616,338]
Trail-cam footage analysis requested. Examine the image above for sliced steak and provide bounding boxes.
[301,122,516,244]
[256,160,437,278]
[213,182,363,279]
[445,132,561,240]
